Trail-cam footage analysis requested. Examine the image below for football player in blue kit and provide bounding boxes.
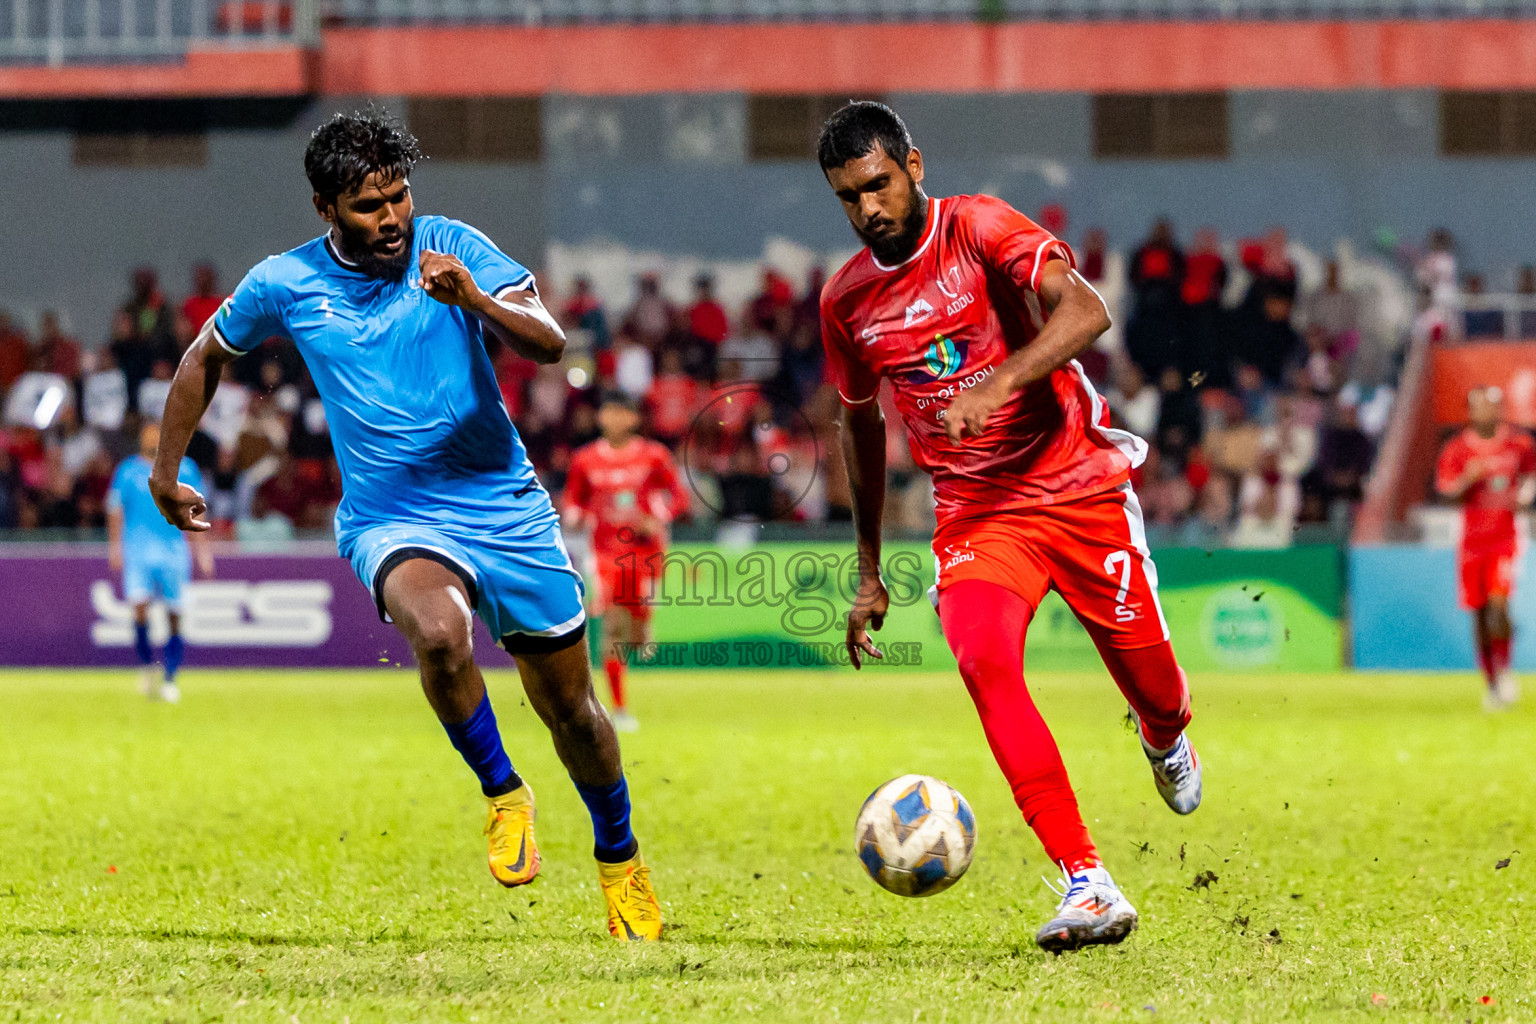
[107,421,215,704]
[148,109,660,941]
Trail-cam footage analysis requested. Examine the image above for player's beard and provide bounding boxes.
[336,214,415,283]
[856,186,929,265]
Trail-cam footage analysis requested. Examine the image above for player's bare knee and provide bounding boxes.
[412,615,473,674]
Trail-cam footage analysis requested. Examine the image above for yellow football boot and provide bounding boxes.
[484,783,540,887]
[598,852,662,942]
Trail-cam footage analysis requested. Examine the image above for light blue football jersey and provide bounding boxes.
[211,215,558,555]
[107,454,203,559]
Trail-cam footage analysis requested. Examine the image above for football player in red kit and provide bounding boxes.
[565,392,690,731]
[1435,386,1536,711]
[817,102,1201,952]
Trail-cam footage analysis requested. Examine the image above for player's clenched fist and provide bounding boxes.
[419,250,482,308]
[148,476,212,532]
[944,377,1008,443]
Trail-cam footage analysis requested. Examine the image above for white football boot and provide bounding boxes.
[1130,706,1202,815]
[159,681,181,704]
[1496,671,1521,709]
[1035,864,1139,953]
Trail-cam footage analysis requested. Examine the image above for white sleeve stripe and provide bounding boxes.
[1029,240,1057,293]
[839,388,878,406]
[211,324,248,356]
[493,273,536,299]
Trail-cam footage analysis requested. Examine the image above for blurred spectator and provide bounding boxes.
[560,275,611,351]
[1241,227,1299,310]
[1179,227,1227,385]
[0,312,30,395]
[112,268,178,410]
[1518,265,1536,296]
[686,273,730,347]
[1301,261,1360,355]
[613,332,655,401]
[1079,228,1108,283]
[776,320,825,411]
[1300,397,1375,522]
[623,273,673,346]
[34,312,81,380]
[1416,228,1458,308]
[646,348,703,446]
[1126,219,1185,379]
[1206,396,1265,481]
[1264,394,1318,482]
[1232,450,1298,548]
[1107,361,1160,440]
[718,444,774,522]
[81,350,129,432]
[749,269,795,335]
[719,316,780,383]
[178,263,224,348]
[1154,366,1203,461]
[1238,289,1304,386]
[1410,285,1455,346]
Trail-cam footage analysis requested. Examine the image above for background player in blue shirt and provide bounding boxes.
[146,110,661,941]
[108,422,215,704]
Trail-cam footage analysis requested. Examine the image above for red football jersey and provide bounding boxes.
[565,437,690,552]
[1435,424,1536,554]
[819,194,1145,524]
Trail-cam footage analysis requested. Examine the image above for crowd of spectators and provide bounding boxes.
[0,218,1403,546]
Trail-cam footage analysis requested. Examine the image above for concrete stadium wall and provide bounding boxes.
[3,89,1533,344]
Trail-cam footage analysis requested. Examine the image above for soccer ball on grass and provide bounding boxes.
[855,774,976,897]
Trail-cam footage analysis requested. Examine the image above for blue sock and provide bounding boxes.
[133,623,152,665]
[163,634,185,681]
[574,775,638,863]
[442,693,522,797]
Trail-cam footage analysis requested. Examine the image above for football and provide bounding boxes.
[854,774,977,897]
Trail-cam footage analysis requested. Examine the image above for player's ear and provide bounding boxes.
[312,192,336,225]
[907,147,924,187]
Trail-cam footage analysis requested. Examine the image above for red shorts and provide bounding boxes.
[591,544,662,623]
[931,482,1169,650]
[1458,547,1517,610]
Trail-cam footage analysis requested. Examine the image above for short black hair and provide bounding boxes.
[304,107,423,203]
[600,390,640,411]
[816,101,912,171]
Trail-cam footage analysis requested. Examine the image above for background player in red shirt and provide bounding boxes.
[565,392,690,731]
[817,103,1201,952]
[1434,386,1536,711]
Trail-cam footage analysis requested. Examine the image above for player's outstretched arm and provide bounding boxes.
[944,260,1111,442]
[149,320,236,531]
[841,399,890,669]
[419,250,566,364]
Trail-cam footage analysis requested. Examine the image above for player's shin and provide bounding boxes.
[163,634,186,681]
[442,692,524,797]
[574,774,639,863]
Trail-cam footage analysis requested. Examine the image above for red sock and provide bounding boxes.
[604,658,627,710]
[1479,640,1500,687]
[1491,636,1511,678]
[1095,640,1192,751]
[939,580,1099,871]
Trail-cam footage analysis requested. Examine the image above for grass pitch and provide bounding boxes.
[0,666,1531,1023]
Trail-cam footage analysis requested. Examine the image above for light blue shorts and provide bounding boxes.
[346,521,587,653]
[123,550,191,611]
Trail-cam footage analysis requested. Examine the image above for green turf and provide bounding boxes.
[0,667,1531,1023]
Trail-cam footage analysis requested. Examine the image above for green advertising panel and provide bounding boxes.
[616,542,1343,672]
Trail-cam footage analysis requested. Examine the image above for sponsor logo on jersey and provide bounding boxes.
[904,298,934,328]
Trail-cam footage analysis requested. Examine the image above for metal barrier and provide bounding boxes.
[0,0,313,63]
[1457,294,1536,341]
[5,0,1535,62]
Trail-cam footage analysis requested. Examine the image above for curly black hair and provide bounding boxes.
[816,101,912,171]
[304,107,423,203]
